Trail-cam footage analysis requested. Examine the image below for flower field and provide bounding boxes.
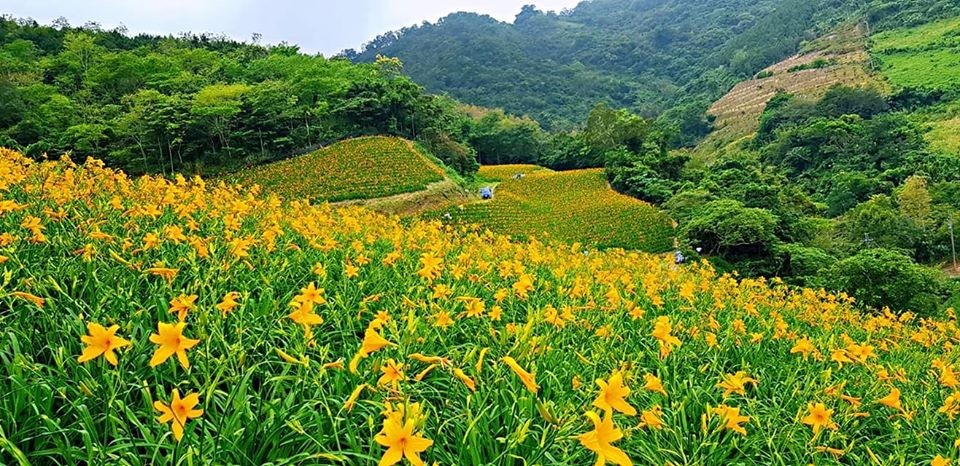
[478,165,553,182]
[228,136,446,202]
[445,168,675,252]
[1,149,960,465]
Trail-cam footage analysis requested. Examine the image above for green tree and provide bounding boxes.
[826,248,949,315]
[825,172,892,217]
[0,16,486,175]
[467,109,546,165]
[57,31,102,90]
[418,127,479,175]
[897,175,932,228]
[774,243,836,286]
[682,199,780,258]
[839,195,916,255]
[583,103,651,160]
[191,83,250,156]
[815,85,890,119]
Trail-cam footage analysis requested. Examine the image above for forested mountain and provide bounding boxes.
[352,0,959,130]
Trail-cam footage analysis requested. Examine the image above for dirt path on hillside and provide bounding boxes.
[332,179,473,216]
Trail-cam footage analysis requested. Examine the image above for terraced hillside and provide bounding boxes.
[701,24,877,154]
[229,136,447,202]
[441,167,675,251]
[476,164,553,182]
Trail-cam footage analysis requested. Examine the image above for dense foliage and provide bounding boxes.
[828,248,951,314]
[352,0,958,132]
[601,84,959,314]
[0,17,478,176]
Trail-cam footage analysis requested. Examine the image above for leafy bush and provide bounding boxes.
[606,161,677,205]
[787,57,834,72]
[418,127,479,175]
[664,189,716,224]
[465,109,548,166]
[814,85,890,119]
[838,194,927,258]
[773,243,836,286]
[0,133,18,150]
[826,172,893,217]
[756,93,818,142]
[682,199,780,259]
[825,248,951,315]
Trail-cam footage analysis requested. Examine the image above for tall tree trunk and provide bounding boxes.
[135,137,149,174]
[304,114,311,144]
[156,137,166,176]
[259,129,265,159]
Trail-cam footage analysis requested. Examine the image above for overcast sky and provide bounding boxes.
[2,0,583,55]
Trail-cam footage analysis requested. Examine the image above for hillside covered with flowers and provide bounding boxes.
[0,149,956,465]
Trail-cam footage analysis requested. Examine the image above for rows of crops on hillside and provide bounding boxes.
[476,164,553,182]
[444,168,675,251]
[707,63,871,137]
[228,136,446,202]
[702,25,875,154]
[0,151,958,465]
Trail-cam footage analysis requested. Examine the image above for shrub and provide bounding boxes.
[787,57,834,72]
[418,127,479,175]
[825,248,950,316]
[838,194,920,257]
[664,189,716,224]
[825,172,893,217]
[606,161,677,205]
[0,133,18,150]
[774,243,836,286]
[682,199,779,259]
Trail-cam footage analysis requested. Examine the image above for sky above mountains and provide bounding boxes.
[2,0,582,55]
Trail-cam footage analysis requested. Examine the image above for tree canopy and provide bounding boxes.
[0,16,482,175]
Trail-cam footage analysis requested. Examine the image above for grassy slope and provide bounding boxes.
[871,17,960,155]
[228,136,446,202]
[872,17,960,90]
[2,150,959,465]
[441,167,675,252]
[928,117,960,155]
